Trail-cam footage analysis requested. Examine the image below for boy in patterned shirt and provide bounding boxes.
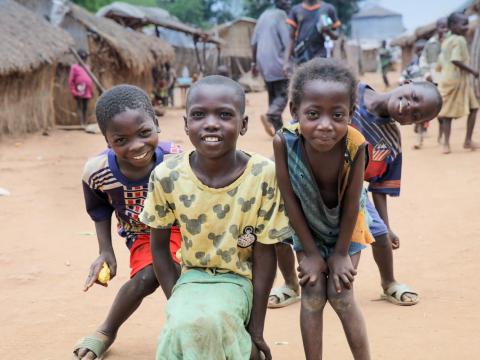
[140,75,292,360]
[74,85,182,360]
[352,81,442,305]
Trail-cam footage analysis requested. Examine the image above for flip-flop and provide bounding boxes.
[73,336,107,359]
[268,286,300,309]
[381,283,419,306]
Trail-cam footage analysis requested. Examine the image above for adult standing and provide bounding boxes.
[251,0,292,136]
[284,0,340,70]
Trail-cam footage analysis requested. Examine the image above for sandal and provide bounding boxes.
[381,283,419,306]
[73,336,107,359]
[268,286,300,309]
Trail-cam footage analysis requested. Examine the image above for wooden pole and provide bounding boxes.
[69,47,105,94]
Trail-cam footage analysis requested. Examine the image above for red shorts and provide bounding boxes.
[129,227,181,278]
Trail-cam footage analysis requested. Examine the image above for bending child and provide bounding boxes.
[140,75,293,360]
[352,80,442,305]
[437,12,479,154]
[74,85,182,360]
[273,58,373,359]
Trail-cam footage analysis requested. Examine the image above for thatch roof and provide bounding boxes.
[0,0,73,76]
[70,3,174,71]
[211,17,256,38]
[97,2,221,44]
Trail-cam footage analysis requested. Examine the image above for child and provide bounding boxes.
[73,85,182,360]
[379,40,392,88]
[140,75,292,360]
[68,49,93,127]
[273,58,373,359]
[437,12,479,154]
[353,80,442,305]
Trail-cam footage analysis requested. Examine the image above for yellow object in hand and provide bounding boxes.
[97,262,111,284]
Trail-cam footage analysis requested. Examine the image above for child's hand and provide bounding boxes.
[249,334,271,360]
[327,253,356,293]
[83,252,117,292]
[297,254,327,287]
[389,229,400,249]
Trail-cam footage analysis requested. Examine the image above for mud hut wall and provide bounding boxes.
[220,22,254,59]
[361,48,379,73]
[0,65,55,135]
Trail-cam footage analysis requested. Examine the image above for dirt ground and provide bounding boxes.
[1,72,480,359]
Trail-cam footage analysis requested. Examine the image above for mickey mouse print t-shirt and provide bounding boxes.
[140,151,293,280]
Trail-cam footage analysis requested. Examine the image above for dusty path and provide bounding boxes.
[1,74,480,359]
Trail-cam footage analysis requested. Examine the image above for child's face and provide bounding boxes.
[451,14,469,36]
[105,109,159,169]
[387,84,439,125]
[292,80,351,153]
[184,84,247,159]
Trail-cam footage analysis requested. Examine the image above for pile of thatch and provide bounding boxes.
[0,0,73,135]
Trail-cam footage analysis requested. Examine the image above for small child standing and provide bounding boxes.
[140,75,292,360]
[273,58,373,359]
[68,49,94,127]
[73,85,182,360]
[437,12,480,154]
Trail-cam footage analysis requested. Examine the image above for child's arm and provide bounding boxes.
[452,60,479,78]
[247,242,276,360]
[328,148,365,293]
[83,218,117,291]
[150,228,179,298]
[273,135,327,286]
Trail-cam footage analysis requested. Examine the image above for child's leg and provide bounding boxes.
[75,265,159,360]
[440,117,452,153]
[268,242,300,307]
[464,108,478,149]
[327,253,370,360]
[298,253,328,359]
[437,118,444,144]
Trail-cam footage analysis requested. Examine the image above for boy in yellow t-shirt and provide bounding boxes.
[140,75,292,360]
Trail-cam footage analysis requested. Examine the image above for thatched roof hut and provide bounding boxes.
[18,0,174,125]
[0,0,73,135]
[210,17,257,79]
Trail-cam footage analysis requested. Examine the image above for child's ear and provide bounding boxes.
[104,136,112,148]
[240,115,248,136]
[349,103,356,118]
[183,115,189,135]
[289,101,297,119]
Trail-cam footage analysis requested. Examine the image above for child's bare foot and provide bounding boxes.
[463,141,478,151]
[260,114,275,137]
[73,331,114,359]
[442,144,451,154]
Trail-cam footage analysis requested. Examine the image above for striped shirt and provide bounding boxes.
[351,83,402,196]
[82,142,182,248]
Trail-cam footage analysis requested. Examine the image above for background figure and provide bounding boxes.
[437,12,479,154]
[420,17,448,144]
[217,64,230,77]
[284,0,340,68]
[166,62,177,107]
[68,49,93,127]
[379,40,392,88]
[251,0,292,136]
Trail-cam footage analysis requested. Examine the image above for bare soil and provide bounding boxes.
[1,73,480,359]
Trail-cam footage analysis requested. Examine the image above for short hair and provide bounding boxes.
[95,84,156,135]
[186,75,245,114]
[447,12,465,29]
[290,58,357,110]
[412,81,443,116]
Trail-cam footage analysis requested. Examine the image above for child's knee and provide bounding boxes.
[130,266,159,296]
[327,286,354,314]
[372,233,390,248]
[301,283,327,312]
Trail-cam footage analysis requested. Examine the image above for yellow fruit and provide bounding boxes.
[97,262,111,284]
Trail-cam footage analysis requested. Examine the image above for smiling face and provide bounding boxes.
[450,13,469,36]
[184,84,248,159]
[292,80,351,153]
[387,83,440,125]
[105,109,159,170]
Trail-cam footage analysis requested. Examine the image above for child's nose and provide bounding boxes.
[204,114,220,129]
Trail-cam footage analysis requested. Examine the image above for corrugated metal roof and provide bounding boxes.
[353,5,401,19]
